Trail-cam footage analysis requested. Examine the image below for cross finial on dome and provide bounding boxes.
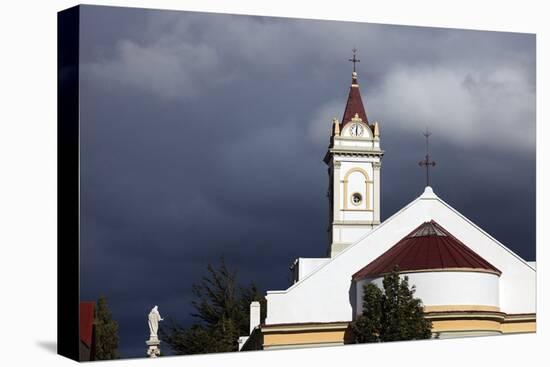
[418,128,436,187]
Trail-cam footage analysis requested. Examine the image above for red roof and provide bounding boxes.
[352,221,501,280]
[80,302,95,348]
[341,73,369,127]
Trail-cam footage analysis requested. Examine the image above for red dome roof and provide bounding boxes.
[352,220,501,280]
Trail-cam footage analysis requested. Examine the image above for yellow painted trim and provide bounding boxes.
[343,177,347,209]
[432,318,536,334]
[504,313,536,322]
[431,319,502,333]
[424,305,500,313]
[262,322,349,333]
[258,314,536,348]
[501,321,536,333]
[426,312,505,322]
[263,330,346,347]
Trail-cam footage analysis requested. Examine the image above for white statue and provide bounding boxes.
[148,305,164,339]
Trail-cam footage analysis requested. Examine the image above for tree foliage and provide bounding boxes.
[351,267,432,343]
[94,296,119,360]
[161,258,266,355]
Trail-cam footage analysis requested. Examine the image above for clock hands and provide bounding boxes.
[350,123,363,137]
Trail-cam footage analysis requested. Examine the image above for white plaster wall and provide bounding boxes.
[341,211,374,222]
[355,271,500,316]
[425,197,536,314]
[336,225,374,243]
[334,156,380,164]
[297,258,330,281]
[265,189,535,325]
[330,160,377,247]
[339,139,375,149]
[267,194,432,325]
[331,225,375,245]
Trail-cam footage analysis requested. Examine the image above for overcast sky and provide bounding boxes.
[77,5,535,358]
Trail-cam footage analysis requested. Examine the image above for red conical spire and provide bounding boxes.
[341,71,369,126]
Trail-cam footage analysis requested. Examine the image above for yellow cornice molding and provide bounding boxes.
[424,305,500,313]
[262,322,349,333]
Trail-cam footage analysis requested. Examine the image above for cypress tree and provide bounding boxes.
[351,266,432,343]
[94,296,119,360]
[350,283,383,343]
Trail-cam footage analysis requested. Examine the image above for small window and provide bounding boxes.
[351,193,362,206]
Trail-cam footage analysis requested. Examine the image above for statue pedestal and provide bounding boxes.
[146,337,161,358]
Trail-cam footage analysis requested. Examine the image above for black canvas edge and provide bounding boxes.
[57,5,81,362]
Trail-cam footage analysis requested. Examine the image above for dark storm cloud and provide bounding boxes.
[78,5,535,358]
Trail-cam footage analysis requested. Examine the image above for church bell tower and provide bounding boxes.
[324,51,384,257]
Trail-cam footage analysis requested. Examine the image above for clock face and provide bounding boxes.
[350,123,364,137]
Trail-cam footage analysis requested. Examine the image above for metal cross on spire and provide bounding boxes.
[348,48,360,72]
[418,128,436,187]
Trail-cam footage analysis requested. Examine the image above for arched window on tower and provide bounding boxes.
[343,168,372,211]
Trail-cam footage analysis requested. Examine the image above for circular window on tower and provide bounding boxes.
[351,192,363,206]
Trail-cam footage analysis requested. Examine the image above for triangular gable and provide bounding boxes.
[265,187,535,325]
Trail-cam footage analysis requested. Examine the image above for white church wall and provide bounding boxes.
[425,197,536,314]
[266,195,431,325]
[328,159,377,250]
[341,211,374,222]
[336,225,375,243]
[338,139,375,149]
[296,258,331,282]
[356,271,500,316]
[265,189,535,325]
[335,156,380,164]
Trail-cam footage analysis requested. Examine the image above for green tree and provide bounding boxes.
[94,296,119,360]
[350,281,383,343]
[351,267,432,343]
[161,258,266,355]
